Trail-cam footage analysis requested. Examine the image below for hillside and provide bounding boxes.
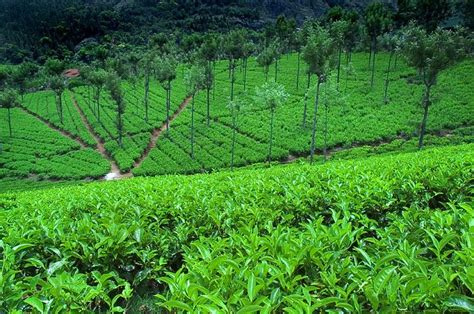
[1,144,473,311]
[1,52,473,194]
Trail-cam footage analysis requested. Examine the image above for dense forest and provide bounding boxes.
[0,0,472,62]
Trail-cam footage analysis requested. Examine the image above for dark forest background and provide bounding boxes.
[0,0,471,63]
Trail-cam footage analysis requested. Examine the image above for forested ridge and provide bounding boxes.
[2,0,470,62]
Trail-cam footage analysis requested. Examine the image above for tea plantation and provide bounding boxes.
[1,53,473,192]
[0,144,472,312]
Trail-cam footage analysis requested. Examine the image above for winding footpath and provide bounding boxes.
[131,96,192,171]
[70,96,131,180]
[20,106,88,149]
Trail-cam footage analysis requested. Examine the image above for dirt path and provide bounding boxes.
[19,106,88,148]
[70,97,130,180]
[131,96,193,171]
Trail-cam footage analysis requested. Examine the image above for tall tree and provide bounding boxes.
[302,25,334,164]
[10,62,38,101]
[106,73,125,147]
[49,76,66,124]
[203,60,214,127]
[380,32,400,104]
[140,52,154,123]
[396,0,451,32]
[401,24,464,149]
[365,2,393,89]
[224,30,244,101]
[255,82,288,164]
[185,65,205,160]
[227,98,244,171]
[0,89,19,137]
[241,40,255,91]
[198,34,219,98]
[256,46,275,82]
[329,20,349,89]
[88,69,108,123]
[155,54,177,132]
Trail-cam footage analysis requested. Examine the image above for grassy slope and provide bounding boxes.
[1,53,473,191]
[1,144,473,311]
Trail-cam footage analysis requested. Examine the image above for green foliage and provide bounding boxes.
[0,145,472,311]
[302,25,334,77]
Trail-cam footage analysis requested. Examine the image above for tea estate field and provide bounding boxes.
[0,144,473,312]
[0,53,473,193]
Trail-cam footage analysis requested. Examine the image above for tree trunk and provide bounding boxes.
[230,60,235,101]
[418,85,431,150]
[370,38,377,89]
[58,93,63,124]
[206,87,210,127]
[345,49,352,92]
[212,61,216,100]
[231,113,236,170]
[96,88,101,123]
[268,108,275,163]
[323,81,329,161]
[274,59,278,83]
[302,72,311,128]
[368,45,372,70]
[384,51,394,104]
[166,80,171,132]
[117,103,123,148]
[7,107,12,137]
[191,94,195,159]
[310,77,322,164]
[144,71,150,122]
[296,52,300,91]
[265,68,269,82]
[243,58,248,91]
[336,47,342,88]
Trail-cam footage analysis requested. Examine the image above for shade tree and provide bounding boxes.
[364,2,393,89]
[401,24,465,149]
[255,82,288,163]
[0,88,19,137]
[185,65,205,160]
[302,25,334,163]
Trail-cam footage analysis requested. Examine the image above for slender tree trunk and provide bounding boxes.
[418,85,431,150]
[274,59,278,83]
[206,87,211,127]
[345,49,352,92]
[323,81,329,161]
[7,107,12,137]
[231,113,236,170]
[368,45,372,70]
[243,58,248,91]
[265,68,269,82]
[166,80,171,132]
[336,47,342,88]
[96,89,101,123]
[144,71,150,122]
[310,76,322,164]
[268,108,275,163]
[57,93,63,124]
[212,61,216,100]
[296,51,301,91]
[117,102,123,148]
[370,38,377,89]
[228,60,231,79]
[302,72,311,128]
[230,61,235,101]
[191,94,195,159]
[384,51,394,104]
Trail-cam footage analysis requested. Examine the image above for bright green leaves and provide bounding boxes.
[0,145,473,311]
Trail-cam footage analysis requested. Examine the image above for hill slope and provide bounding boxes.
[1,144,473,311]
